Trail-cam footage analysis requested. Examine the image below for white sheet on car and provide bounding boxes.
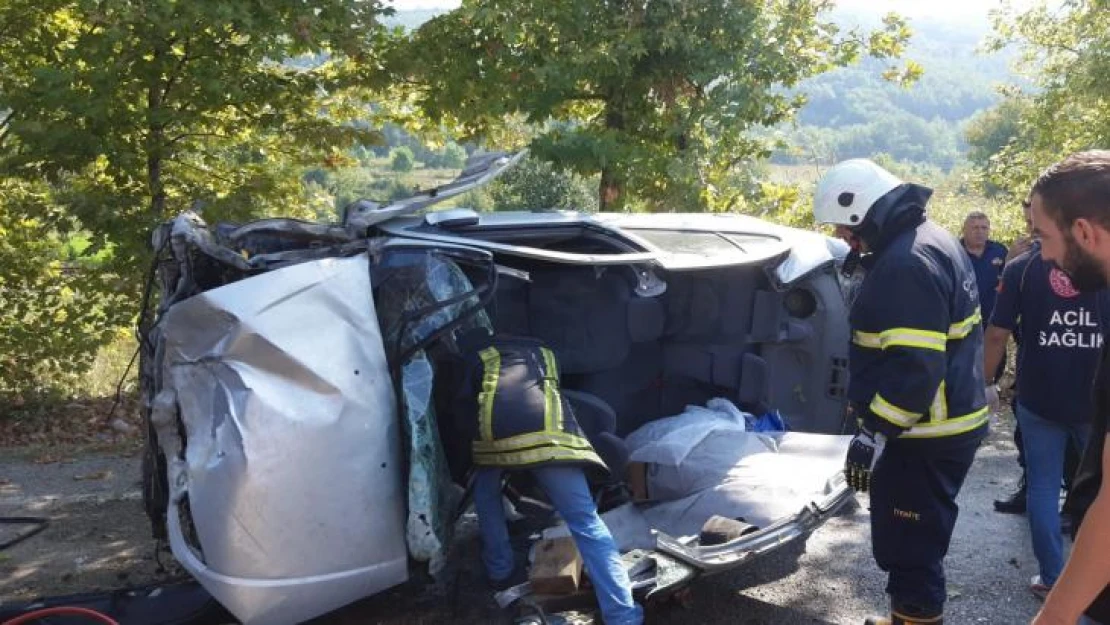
[624,397,762,467]
[626,400,852,541]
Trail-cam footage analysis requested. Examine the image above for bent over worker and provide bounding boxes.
[814,159,990,625]
[454,329,642,625]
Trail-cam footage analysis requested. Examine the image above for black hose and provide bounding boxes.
[0,516,49,550]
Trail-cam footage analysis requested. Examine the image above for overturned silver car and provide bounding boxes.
[137,152,859,624]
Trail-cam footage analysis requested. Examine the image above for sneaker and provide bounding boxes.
[993,479,1027,514]
[490,563,528,592]
[1030,575,1052,601]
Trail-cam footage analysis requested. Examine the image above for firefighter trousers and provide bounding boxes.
[870,434,981,615]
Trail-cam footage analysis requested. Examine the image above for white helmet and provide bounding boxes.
[813,159,904,226]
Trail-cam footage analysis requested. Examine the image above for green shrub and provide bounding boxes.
[390,146,415,172]
[429,142,467,169]
[488,157,598,212]
[0,179,131,405]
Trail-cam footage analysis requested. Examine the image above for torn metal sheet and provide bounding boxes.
[157,254,407,625]
[774,230,849,286]
[344,151,525,233]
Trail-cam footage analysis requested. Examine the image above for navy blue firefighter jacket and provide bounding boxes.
[849,184,990,442]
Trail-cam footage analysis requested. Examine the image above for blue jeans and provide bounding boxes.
[473,466,643,625]
[1015,403,1091,587]
[1080,616,1106,625]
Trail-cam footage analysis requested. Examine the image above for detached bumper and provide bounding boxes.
[654,473,855,574]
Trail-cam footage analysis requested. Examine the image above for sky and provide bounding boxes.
[388,0,1036,20]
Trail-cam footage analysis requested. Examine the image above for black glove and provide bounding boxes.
[845,427,886,493]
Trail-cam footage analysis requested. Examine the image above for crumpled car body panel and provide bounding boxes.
[154,255,407,625]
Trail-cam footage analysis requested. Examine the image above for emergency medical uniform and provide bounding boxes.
[991,245,1110,592]
[814,159,988,625]
[455,332,642,625]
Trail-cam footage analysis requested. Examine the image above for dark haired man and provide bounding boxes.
[1025,150,1110,625]
[983,195,1110,601]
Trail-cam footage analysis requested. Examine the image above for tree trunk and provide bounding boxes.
[146,83,166,218]
[0,110,12,148]
[599,102,625,211]
[599,166,623,211]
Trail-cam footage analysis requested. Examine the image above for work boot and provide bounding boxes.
[993,476,1026,514]
[864,613,943,624]
[865,602,943,625]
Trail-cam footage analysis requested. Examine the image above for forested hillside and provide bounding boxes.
[382,8,1015,171]
[775,12,1014,170]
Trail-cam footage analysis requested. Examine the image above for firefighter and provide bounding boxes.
[813,159,990,625]
[454,329,643,625]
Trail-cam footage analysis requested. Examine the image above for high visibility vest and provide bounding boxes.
[458,334,606,470]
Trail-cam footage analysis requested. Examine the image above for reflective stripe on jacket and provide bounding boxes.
[850,219,990,440]
[459,334,606,470]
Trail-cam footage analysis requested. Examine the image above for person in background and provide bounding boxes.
[1026,150,1110,625]
[961,212,1009,365]
[993,203,1035,515]
[983,194,1109,602]
[1007,219,1037,264]
[992,204,1084,519]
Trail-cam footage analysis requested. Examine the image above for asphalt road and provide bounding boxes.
[1,412,1049,624]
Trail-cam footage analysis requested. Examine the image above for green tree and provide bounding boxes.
[963,96,1033,195]
[964,97,1027,169]
[979,0,1109,196]
[390,146,415,172]
[397,0,917,211]
[488,157,598,212]
[437,142,468,169]
[0,0,395,272]
[0,179,130,401]
[0,0,395,398]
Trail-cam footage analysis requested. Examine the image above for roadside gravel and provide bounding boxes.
[1,411,1047,624]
